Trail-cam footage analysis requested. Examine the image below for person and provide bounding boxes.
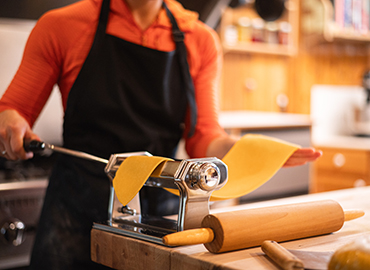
[0,0,322,268]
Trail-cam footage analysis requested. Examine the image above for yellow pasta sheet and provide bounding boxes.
[113,156,172,206]
[112,134,299,206]
[211,134,299,200]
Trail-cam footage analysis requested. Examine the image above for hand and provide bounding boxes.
[283,147,322,168]
[0,110,40,160]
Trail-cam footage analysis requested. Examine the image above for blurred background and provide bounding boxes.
[1,0,370,268]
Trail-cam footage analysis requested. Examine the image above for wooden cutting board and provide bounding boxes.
[91,186,370,270]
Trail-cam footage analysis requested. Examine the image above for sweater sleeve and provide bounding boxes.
[0,0,99,128]
[0,12,64,127]
[184,24,228,158]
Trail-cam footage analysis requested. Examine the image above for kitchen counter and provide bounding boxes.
[312,134,370,150]
[310,84,370,150]
[91,186,370,270]
[219,111,311,131]
[310,85,370,192]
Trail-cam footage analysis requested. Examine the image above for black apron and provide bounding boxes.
[29,0,197,269]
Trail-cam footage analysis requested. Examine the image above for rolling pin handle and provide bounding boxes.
[344,210,365,221]
[261,240,304,270]
[162,228,214,246]
[23,140,46,153]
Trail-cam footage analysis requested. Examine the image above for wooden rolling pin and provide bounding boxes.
[163,200,364,253]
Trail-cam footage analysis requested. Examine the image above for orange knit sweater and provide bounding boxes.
[0,0,227,157]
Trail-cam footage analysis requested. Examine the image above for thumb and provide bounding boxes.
[17,128,41,160]
[24,129,41,144]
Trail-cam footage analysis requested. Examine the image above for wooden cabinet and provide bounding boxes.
[218,0,369,114]
[218,1,299,112]
[220,53,293,111]
[311,147,370,192]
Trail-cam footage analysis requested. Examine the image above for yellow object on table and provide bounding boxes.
[112,155,172,206]
[112,134,299,206]
[328,236,370,270]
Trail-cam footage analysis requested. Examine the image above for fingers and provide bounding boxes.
[0,110,39,160]
[22,133,41,159]
[11,129,40,160]
[1,129,25,160]
[283,148,323,168]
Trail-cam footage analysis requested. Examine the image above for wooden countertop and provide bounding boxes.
[91,187,370,270]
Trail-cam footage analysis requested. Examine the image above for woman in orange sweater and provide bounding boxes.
[0,0,321,268]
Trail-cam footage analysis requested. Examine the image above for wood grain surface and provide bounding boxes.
[91,186,370,270]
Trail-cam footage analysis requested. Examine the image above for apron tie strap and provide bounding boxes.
[164,3,198,138]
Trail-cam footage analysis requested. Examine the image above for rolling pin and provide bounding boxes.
[163,200,364,253]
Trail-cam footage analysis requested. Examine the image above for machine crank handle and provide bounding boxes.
[23,140,109,164]
[23,140,45,153]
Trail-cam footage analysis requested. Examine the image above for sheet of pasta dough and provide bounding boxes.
[113,155,172,206]
[211,134,299,200]
[113,134,299,205]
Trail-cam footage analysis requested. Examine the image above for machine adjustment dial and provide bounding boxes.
[188,162,221,191]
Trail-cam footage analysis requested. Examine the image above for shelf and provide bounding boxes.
[222,42,297,56]
[218,1,299,56]
[327,26,370,43]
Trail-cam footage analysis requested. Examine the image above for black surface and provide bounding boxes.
[0,0,79,20]
[254,0,286,21]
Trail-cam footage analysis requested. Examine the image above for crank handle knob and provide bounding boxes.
[23,140,46,153]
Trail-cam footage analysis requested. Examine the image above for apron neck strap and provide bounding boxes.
[98,0,111,33]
